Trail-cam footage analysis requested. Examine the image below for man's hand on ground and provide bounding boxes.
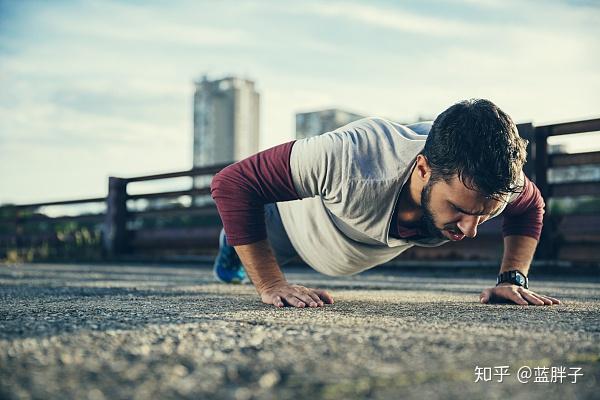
[260,283,334,308]
[479,283,561,305]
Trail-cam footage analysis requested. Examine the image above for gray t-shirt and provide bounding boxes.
[276,117,518,276]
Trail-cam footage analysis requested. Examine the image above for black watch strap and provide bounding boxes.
[496,270,528,289]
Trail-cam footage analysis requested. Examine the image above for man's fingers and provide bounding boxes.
[533,293,555,305]
[294,287,321,307]
[520,290,561,305]
[540,294,561,304]
[480,289,491,304]
[293,291,318,308]
[262,294,284,308]
[479,285,562,306]
[509,290,529,305]
[283,295,305,308]
[537,294,560,305]
[273,295,284,308]
[263,285,333,308]
[518,288,545,305]
[304,290,323,307]
[313,289,334,304]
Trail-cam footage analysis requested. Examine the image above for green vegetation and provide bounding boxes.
[0,202,221,263]
[1,211,104,263]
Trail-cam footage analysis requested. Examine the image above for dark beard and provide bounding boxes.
[420,181,447,240]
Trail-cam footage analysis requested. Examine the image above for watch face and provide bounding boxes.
[516,275,525,285]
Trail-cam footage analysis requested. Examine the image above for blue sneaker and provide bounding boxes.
[213,229,247,284]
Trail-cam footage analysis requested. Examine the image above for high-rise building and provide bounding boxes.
[193,75,260,166]
[295,108,365,139]
[193,75,260,204]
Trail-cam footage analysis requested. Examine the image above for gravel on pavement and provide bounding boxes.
[0,263,598,400]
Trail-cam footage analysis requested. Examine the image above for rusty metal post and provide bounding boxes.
[103,177,128,258]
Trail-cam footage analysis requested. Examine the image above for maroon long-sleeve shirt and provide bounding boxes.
[210,140,544,246]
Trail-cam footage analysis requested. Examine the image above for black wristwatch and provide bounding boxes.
[496,270,528,289]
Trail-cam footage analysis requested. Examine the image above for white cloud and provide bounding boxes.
[52,15,252,48]
[0,80,189,145]
[1,0,599,204]
[301,2,488,37]
[34,0,255,48]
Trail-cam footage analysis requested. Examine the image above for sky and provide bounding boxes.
[1,0,599,205]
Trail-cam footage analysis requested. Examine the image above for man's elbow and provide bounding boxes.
[532,181,546,217]
[210,165,235,198]
[210,169,223,196]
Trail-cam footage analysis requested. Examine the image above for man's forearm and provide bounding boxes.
[234,239,287,294]
[235,240,334,308]
[500,235,538,275]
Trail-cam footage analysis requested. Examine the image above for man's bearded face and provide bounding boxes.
[419,175,504,241]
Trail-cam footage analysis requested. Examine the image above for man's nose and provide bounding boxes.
[457,215,481,238]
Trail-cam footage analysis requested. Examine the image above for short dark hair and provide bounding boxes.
[421,99,528,199]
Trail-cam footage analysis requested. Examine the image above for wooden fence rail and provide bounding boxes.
[1,119,599,264]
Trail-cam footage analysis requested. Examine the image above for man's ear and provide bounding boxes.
[415,154,432,183]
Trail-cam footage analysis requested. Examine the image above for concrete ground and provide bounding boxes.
[0,263,598,400]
